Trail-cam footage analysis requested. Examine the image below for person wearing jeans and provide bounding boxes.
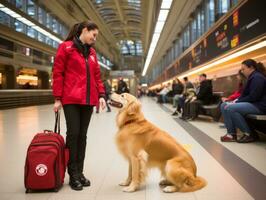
[221,59,266,143]
[220,102,262,142]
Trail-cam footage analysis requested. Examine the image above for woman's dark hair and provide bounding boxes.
[238,69,246,85]
[242,59,266,77]
[65,21,99,41]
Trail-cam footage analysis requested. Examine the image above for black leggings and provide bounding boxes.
[63,104,93,177]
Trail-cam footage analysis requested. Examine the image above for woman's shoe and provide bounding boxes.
[220,134,236,142]
[237,135,255,143]
[69,177,83,190]
[172,111,178,116]
[79,174,91,187]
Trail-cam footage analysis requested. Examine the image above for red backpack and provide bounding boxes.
[24,112,69,193]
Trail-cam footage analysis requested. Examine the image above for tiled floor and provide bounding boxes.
[0,97,264,199]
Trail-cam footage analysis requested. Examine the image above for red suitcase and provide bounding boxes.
[24,112,69,193]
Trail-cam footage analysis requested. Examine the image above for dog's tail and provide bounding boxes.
[180,176,207,192]
[138,150,148,183]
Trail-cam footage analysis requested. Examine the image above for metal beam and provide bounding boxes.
[114,0,129,38]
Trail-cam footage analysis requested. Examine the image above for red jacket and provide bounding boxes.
[52,41,105,106]
[227,83,244,101]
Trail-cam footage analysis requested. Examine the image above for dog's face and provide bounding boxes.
[109,93,141,116]
[109,93,137,108]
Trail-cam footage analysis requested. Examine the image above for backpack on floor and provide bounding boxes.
[24,112,69,193]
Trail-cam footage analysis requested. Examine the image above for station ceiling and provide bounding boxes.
[37,0,201,77]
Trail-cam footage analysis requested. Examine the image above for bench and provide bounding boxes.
[246,114,266,121]
[246,114,266,134]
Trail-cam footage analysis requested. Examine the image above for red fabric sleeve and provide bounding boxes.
[52,43,67,99]
[227,90,241,101]
[92,49,105,98]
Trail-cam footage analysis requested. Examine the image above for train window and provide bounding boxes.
[52,18,59,33]
[26,26,37,39]
[0,11,12,27]
[27,0,36,18]
[191,19,197,43]
[45,37,53,46]
[46,13,52,29]
[15,0,25,12]
[206,0,215,29]
[14,19,25,33]
[37,32,46,42]
[218,0,230,13]
[37,6,46,25]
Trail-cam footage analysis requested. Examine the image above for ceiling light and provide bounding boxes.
[142,0,173,76]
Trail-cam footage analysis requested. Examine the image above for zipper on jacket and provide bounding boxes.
[85,57,90,104]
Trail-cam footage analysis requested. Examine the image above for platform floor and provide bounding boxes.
[0,97,265,200]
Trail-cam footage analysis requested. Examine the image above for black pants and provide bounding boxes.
[63,104,93,177]
[188,100,203,118]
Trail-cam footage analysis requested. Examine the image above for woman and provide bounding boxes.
[221,59,266,143]
[53,21,106,190]
[221,70,246,103]
[219,70,246,127]
[172,78,184,109]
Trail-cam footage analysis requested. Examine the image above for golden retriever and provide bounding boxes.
[109,93,207,193]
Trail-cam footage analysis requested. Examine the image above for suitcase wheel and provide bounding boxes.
[25,189,30,193]
[54,188,59,192]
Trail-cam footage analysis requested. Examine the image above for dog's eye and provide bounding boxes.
[121,94,124,98]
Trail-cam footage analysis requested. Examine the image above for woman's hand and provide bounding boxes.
[99,97,106,110]
[54,99,62,112]
[221,97,228,102]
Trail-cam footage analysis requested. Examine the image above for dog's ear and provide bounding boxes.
[127,101,141,115]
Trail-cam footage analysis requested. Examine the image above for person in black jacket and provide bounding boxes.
[183,74,213,120]
[117,77,129,94]
[221,59,266,143]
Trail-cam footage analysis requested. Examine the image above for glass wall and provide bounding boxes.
[150,0,240,82]
[119,40,143,56]
[2,0,69,48]
[206,0,215,30]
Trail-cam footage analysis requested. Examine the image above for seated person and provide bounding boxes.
[172,78,184,107]
[172,77,194,115]
[220,70,246,125]
[221,70,246,103]
[181,73,213,120]
[221,59,266,143]
[157,84,170,103]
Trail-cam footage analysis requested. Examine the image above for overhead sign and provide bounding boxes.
[110,70,135,78]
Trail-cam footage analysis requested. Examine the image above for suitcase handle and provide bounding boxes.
[54,111,60,134]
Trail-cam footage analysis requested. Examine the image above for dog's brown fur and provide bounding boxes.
[110,93,207,193]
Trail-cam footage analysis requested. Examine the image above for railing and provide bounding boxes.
[0,89,53,109]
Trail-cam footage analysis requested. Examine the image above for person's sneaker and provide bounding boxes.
[179,116,188,120]
[172,111,178,116]
[220,134,236,142]
[237,134,255,143]
[219,124,226,129]
[187,117,196,121]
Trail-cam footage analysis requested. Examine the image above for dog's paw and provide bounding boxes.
[122,185,138,192]
[119,180,131,186]
[159,179,172,186]
[163,186,178,193]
